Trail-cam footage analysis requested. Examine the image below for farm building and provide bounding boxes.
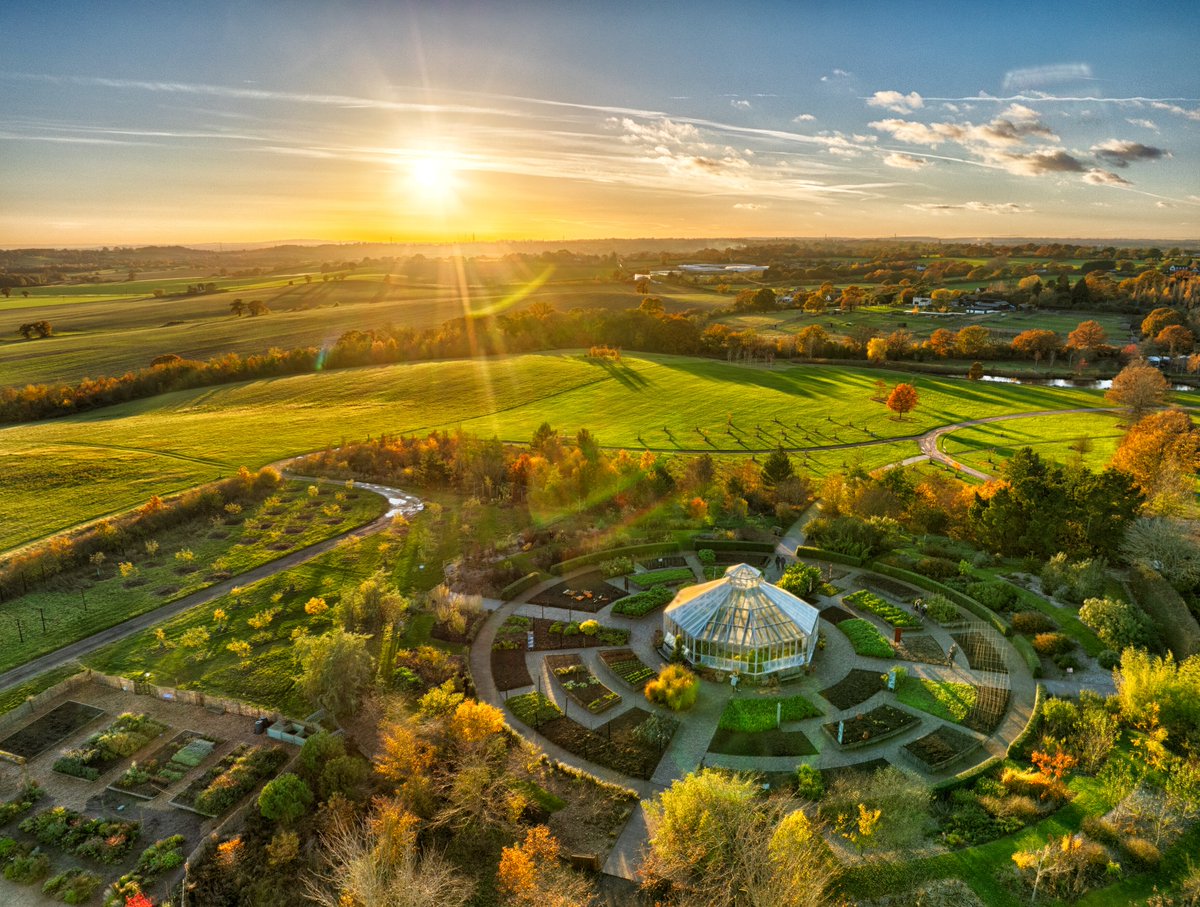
[661,563,819,680]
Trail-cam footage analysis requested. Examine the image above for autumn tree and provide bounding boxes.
[1106,360,1169,421]
[1011,329,1060,368]
[1111,409,1200,515]
[796,324,827,358]
[1157,324,1195,358]
[927,328,955,358]
[641,769,835,907]
[1142,306,1185,338]
[886,383,919,420]
[296,628,374,718]
[955,325,991,358]
[866,336,887,363]
[498,826,596,907]
[1066,319,1107,362]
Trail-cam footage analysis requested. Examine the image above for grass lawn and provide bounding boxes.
[836,618,895,658]
[79,492,513,714]
[718,694,822,732]
[895,675,976,723]
[0,352,1106,552]
[939,411,1127,475]
[0,662,84,717]
[0,482,384,675]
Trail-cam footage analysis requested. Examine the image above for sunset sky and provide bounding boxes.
[1,0,1198,246]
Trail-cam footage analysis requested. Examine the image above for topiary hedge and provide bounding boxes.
[552,541,681,575]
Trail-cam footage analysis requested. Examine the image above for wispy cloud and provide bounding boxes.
[820,69,851,82]
[1091,139,1170,168]
[867,90,923,114]
[882,152,929,170]
[1149,101,1200,121]
[906,201,1029,214]
[792,113,815,122]
[1002,63,1094,91]
[730,99,752,110]
[1126,118,1159,131]
[733,202,767,210]
[1083,169,1132,187]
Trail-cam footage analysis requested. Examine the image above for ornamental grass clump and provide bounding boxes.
[645,664,699,712]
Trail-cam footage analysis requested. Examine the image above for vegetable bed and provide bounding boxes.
[718,695,822,733]
[598,649,655,689]
[836,619,895,659]
[844,590,921,629]
[52,712,169,781]
[823,705,919,748]
[545,654,621,714]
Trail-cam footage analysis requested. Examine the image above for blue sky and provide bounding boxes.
[1,0,1197,244]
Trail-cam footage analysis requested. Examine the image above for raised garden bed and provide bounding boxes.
[861,575,919,601]
[820,758,891,787]
[820,669,885,710]
[598,649,656,689]
[718,695,822,732]
[537,707,677,780]
[170,743,287,818]
[0,702,104,760]
[964,686,1011,734]
[109,731,220,799]
[527,571,621,613]
[895,677,976,724]
[628,567,695,589]
[951,631,1009,674]
[491,649,533,691]
[611,585,673,617]
[819,606,855,625]
[52,712,169,781]
[506,692,562,728]
[545,654,621,714]
[903,725,981,771]
[844,590,921,629]
[20,806,140,864]
[492,615,629,651]
[836,619,895,659]
[894,634,946,665]
[823,705,920,749]
[708,727,816,757]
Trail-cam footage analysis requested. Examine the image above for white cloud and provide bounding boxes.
[1150,101,1200,122]
[1091,139,1170,168]
[869,114,1056,149]
[612,117,702,147]
[882,152,929,170]
[1126,118,1159,131]
[1000,103,1041,121]
[1156,201,1173,209]
[906,201,1027,214]
[1083,168,1132,187]
[820,69,851,82]
[792,113,815,122]
[733,202,767,210]
[730,99,752,110]
[867,90,924,113]
[1002,63,1093,91]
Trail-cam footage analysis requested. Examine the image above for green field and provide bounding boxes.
[938,412,1128,474]
[0,352,1108,553]
[0,482,384,674]
[0,270,723,386]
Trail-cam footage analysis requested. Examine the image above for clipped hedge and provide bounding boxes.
[1011,634,1041,678]
[1006,682,1046,761]
[1127,564,1200,659]
[793,545,865,567]
[551,541,681,576]
[866,564,1009,636]
[932,755,1004,793]
[690,538,778,554]
[499,572,543,601]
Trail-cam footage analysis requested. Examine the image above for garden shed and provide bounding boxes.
[662,563,819,680]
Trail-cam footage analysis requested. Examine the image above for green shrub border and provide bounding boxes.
[866,563,1010,636]
[552,541,681,576]
[794,546,865,567]
[1006,682,1046,761]
[690,539,778,554]
[932,755,1004,793]
[499,572,543,600]
[1011,634,1041,678]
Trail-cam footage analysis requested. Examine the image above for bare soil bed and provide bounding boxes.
[538,707,676,780]
[862,576,918,601]
[824,705,919,748]
[903,725,980,771]
[963,686,1011,734]
[491,649,533,691]
[819,605,855,625]
[638,555,688,568]
[707,727,816,758]
[951,631,1009,673]
[528,571,621,613]
[820,669,885,710]
[895,634,946,665]
[0,702,105,760]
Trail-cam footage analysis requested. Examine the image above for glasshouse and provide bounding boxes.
[661,563,820,680]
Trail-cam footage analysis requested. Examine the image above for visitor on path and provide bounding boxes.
[947,643,958,665]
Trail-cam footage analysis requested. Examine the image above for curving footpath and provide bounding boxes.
[0,475,423,693]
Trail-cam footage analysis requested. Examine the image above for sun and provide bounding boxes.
[405,151,460,206]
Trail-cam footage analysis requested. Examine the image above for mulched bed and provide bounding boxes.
[895,634,946,665]
[538,707,677,780]
[109,730,220,799]
[824,704,920,749]
[527,570,621,613]
[528,618,627,650]
[707,727,816,757]
[638,555,688,569]
[491,649,533,691]
[0,702,104,759]
[819,606,855,625]
[820,758,891,787]
[862,576,918,601]
[820,669,885,710]
[904,725,981,771]
[963,686,1011,734]
[545,654,621,714]
[715,553,771,567]
[951,631,1009,674]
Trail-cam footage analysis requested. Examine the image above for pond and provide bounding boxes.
[979,374,1197,392]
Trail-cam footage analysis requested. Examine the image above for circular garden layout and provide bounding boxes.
[479,551,1032,791]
